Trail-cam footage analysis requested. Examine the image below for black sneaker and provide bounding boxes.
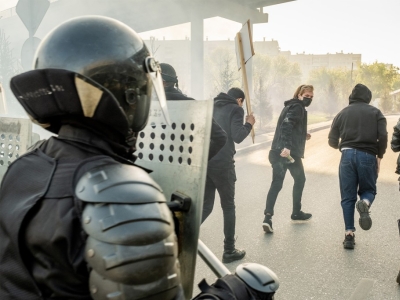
[291,211,312,221]
[343,233,355,249]
[396,270,400,284]
[222,249,246,263]
[262,215,273,233]
[356,200,372,230]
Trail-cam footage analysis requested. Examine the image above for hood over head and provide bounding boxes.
[349,83,372,104]
[214,92,238,107]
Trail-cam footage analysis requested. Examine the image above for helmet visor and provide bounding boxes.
[149,65,171,126]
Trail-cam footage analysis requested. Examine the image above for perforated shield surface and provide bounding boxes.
[0,117,32,180]
[135,100,213,299]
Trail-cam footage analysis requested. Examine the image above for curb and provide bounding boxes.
[236,137,273,154]
[308,124,332,133]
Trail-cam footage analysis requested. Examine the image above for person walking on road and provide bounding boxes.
[202,87,255,263]
[262,85,314,234]
[328,83,387,249]
[389,116,400,282]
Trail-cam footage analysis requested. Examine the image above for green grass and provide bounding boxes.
[255,112,331,133]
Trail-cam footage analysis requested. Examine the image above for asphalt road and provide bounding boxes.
[195,115,400,300]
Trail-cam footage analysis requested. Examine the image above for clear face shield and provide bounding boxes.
[97,55,171,133]
[144,57,171,127]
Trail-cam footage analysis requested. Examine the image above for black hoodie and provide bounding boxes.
[328,83,387,158]
[270,98,308,158]
[208,92,252,168]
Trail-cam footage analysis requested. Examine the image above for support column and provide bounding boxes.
[191,16,204,99]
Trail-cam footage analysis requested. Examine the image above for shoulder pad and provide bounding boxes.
[75,162,165,204]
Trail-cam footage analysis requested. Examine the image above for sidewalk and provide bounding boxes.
[236,120,333,154]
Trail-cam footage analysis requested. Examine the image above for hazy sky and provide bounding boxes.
[140,0,400,67]
[0,0,16,11]
[1,0,399,67]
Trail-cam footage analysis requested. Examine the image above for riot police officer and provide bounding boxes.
[0,15,181,300]
[0,15,279,300]
[160,62,227,160]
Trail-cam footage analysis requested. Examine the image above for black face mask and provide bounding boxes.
[302,97,312,107]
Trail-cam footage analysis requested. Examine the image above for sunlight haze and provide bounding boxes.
[1,0,398,66]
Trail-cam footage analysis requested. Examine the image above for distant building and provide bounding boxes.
[390,88,400,105]
[282,51,361,80]
[145,38,281,96]
[145,38,361,94]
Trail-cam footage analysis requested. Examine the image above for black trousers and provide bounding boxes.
[202,166,236,251]
[264,150,306,216]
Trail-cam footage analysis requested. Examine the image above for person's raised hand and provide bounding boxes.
[246,113,255,126]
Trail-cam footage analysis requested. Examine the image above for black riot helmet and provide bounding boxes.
[11,15,169,137]
[160,63,178,84]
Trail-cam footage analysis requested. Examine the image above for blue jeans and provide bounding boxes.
[339,149,377,231]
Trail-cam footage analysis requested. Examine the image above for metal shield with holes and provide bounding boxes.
[135,99,213,299]
[0,117,33,180]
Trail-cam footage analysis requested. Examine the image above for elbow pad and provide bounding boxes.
[75,162,181,300]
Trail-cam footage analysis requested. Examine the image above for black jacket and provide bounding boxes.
[0,125,137,300]
[164,86,195,101]
[208,93,252,168]
[328,83,387,158]
[271,99,308,158]
[390,118,400,174]
[164,87,227,160]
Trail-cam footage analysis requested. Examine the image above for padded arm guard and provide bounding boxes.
[75,161,182,300]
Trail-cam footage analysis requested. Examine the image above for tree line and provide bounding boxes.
[2,32,400,125]
[205,46,400,130]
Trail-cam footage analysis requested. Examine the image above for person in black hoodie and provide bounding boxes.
[262,85,314,234]
[390,118,400,177]
[160,63,227,160]
[202,87,255,263]
[328,83,387,249]
[390,117,400,283]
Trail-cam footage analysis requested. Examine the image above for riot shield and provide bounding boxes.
[135,100,213,300]
[0,117,34,181]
